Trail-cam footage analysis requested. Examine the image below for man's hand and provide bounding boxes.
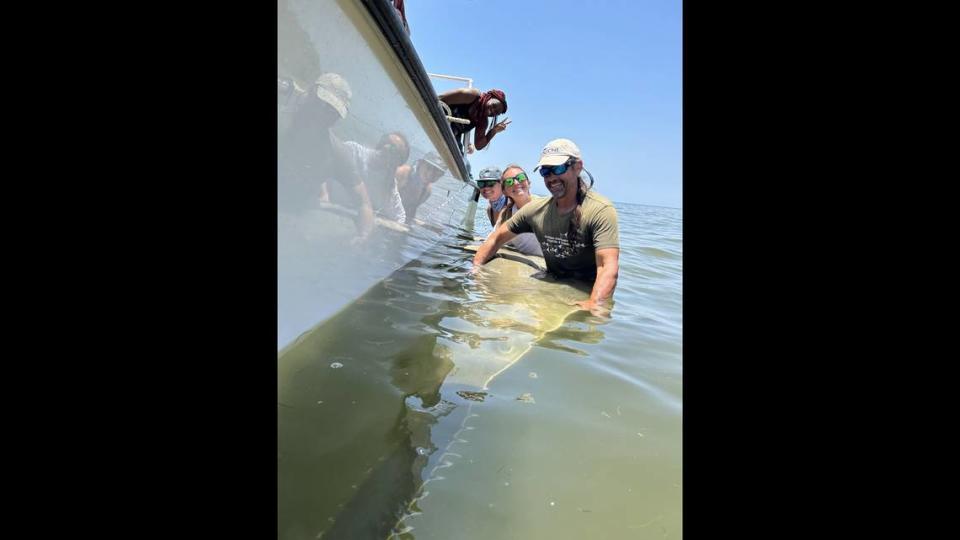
[580,248,620,316]
[574,299,612,317]
[470,224,518,274]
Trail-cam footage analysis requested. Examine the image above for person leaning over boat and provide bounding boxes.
[396,151,446,225]
[344,131,410,223]
[489,164,543,256]
[476,166,509,227]
[332,132,410,230]
[472,139,620,314]
[438,88,510,153]
[278,73,374,236]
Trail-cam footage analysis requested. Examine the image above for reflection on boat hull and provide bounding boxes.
[278,0,473,350]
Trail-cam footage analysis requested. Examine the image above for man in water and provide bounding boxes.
[472,139,620,314]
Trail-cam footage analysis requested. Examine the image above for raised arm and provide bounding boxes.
[473,118,510,151]
[576,248,620,314]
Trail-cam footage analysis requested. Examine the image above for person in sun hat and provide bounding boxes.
[279,72,368,225]
[472,138,621,315]
[476,165,509,227]
[397,151,448,225]
[312,72,351,118]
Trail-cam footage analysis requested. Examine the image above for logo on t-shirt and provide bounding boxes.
[541,233,586,259]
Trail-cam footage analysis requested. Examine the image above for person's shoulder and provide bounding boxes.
[583,191,618,225]
[526,196,551,210]
[515,196,550,216]
[584,191,617,216]
[340,140,370,166]
[584,190,615,208]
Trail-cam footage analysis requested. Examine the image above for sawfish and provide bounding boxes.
[439,245,589,389]
[278,243,589,539]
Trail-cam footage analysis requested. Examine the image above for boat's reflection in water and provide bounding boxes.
[278,239,597,539]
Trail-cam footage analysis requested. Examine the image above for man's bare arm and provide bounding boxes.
[576,248,620,314]
[351,182,376,239]
[471,222,517,268]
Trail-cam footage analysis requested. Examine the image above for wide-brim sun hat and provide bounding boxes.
[314,72,352,119]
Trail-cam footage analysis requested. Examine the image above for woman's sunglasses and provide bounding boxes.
[538,160,575,178]
[502,172,528,187]
[477,180,500,188]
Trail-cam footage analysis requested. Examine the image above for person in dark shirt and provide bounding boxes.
[438,88,510,152]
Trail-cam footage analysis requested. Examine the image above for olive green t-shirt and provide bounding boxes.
[505,190,619,280]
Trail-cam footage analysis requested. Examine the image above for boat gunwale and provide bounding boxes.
[357,0,473,185]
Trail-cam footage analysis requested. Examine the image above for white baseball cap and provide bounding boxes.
[534,138,582,169]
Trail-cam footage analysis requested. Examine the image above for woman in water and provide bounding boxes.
[491,164,543,256]
[477,166,508,228]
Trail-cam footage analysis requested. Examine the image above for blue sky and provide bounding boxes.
[405,0,682,208]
